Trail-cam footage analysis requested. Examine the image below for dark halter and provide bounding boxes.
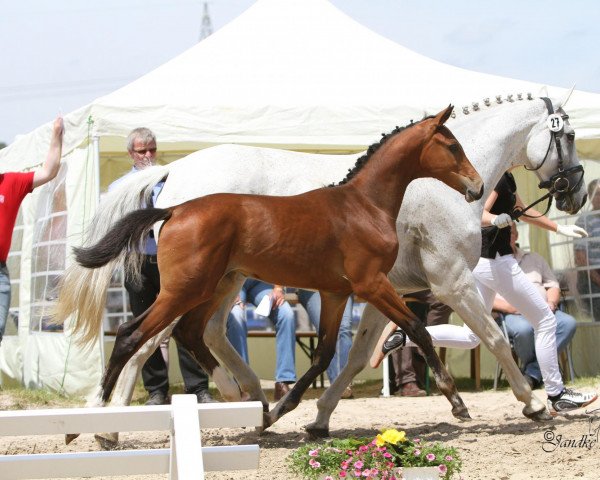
[512,97,584,220]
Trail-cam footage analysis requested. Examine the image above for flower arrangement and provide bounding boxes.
[288,428,461,479]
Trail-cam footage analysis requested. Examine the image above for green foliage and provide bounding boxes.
[288,429,462,479]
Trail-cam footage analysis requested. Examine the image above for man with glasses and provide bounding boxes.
[109,127,214,405]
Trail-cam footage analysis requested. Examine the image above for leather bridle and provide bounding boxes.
[513,97,584,220]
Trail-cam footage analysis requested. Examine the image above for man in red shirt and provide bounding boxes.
[0,116,63,345]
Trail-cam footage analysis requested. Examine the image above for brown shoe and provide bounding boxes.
[341,386,354,399]
[274,381,291,401]
[400,382,426,397]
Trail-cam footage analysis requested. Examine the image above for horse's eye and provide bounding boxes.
[448,143,459,153]
[566,132,575,143]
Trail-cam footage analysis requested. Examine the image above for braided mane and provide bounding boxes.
[447,92,536,122]
[330,115,434,187]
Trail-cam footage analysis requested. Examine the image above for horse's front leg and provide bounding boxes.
[266,292,349,428]
[356,274,470,420]
[305,303,387,438]
[438,281,550,420]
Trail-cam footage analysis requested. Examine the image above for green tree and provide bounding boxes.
[0,142,6,150]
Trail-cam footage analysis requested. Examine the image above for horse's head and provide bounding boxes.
[525,95,586,214]
[420,105,484,202]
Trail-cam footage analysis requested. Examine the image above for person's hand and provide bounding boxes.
[491,213,513,229]
[556,224,588,238]
[547,300,558,312]
[53,116,64,137]
[270,286,285,307]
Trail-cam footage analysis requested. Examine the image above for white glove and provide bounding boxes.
[491,213,513,229]
[556,224,588,238]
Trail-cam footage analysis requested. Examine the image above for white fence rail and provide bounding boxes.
[0,395,263,479]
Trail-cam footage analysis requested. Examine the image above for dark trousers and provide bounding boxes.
[389,290,452,391]
[124,256,209,395]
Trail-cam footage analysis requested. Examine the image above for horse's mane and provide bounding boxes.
[330,92,537,187]
[330,115,434,187]
[447,92,536,122]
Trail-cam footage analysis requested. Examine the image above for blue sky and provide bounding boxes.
[1,0,599,144]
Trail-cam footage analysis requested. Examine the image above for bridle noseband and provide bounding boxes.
[513,97,584,220]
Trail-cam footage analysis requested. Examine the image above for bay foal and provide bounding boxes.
[71,105,483,427]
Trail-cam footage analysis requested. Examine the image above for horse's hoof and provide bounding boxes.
[94,432,119,450]
[451,407,471,420]
[523,406,553,422]
[65,433,79,445]
[262,411,274,430]
[304,423,330,439]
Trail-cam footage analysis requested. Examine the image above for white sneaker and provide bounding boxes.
[547,388,598,416]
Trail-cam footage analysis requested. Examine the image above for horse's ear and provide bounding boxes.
[556,84,576,109]
[434,104,454,126]
[538,85,549,97]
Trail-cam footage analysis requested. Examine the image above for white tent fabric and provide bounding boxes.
[1,0,600,395]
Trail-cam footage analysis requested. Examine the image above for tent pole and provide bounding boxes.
[92,134,105,368]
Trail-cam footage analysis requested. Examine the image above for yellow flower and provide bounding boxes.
[376,429,406,446]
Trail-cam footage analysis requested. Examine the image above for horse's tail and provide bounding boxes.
[74,208,172,268]
[53,166,169,345]
[56,208,172,346]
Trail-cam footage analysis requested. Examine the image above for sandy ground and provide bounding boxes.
[1,384,599,480]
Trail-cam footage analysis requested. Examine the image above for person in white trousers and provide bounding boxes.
[380,172,597,416]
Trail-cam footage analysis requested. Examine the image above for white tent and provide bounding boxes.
[2,0,600,395]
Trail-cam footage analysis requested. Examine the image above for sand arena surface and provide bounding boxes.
[1,386,599,479]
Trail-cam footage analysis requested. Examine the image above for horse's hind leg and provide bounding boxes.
[88,324,178,448]
[356,274,470,420]
[266,292,349,427]
[172,302,244,403]
[101,293,193,403]
[306,303,387,438]
[204,305,269,410]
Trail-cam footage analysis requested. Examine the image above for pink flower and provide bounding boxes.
[354,470,362,477]
[426,453,436,462]
[445,455,453,461]
[371,468,379,476]
[341,461,349,470]
[308,449,319,457]
[339,471,347,478]
[383,452,392,458]
[438,464,448,474]
[325,477,334,480]
[362,469,371,477]
[309,458,321,468]
[359,445,369,453]
[413,449,421,456]
[413,438,421,443]
[354,460,364,469]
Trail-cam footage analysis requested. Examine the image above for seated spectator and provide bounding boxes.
[296,289,354,398]
[226,279,296,401]
[388,289,452,397]
[493,224,576,389]
[574,179,600,321]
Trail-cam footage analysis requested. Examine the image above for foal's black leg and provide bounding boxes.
[357,275,470,420]
[266,292,349,427]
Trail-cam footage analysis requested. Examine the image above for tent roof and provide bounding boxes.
[3,0,600,164]
[90,0,600,152]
